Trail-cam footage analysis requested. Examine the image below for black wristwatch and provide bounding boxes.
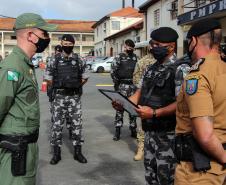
[153,109,157,118]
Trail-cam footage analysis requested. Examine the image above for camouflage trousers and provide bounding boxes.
[50,94,84,147]
[144,131,176,185]
[114,83,137,128]
[50,102,72,129]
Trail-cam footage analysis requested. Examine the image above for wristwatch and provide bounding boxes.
[153,109,157,118]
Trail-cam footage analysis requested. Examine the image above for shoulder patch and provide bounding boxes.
[190,58,205,72]
[7,70,20,81]
[186,78,198,95]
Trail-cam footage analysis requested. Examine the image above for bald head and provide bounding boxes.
[198,29,222,50]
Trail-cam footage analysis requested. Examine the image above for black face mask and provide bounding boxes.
[62,46,74,55]
[31,32,50,53]
[126,49,134,55]
[149,46,168,62]
[187,38,197,60]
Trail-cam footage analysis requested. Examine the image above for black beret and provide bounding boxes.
[125,39,135,48]
[55,45,62,52]
[187,18,221,39]
[151,27,178,43]
[61,34,75,44]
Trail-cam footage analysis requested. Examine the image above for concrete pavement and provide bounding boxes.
[36,69,145,185]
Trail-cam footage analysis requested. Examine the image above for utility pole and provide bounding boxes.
[122,0,125,8]
[132,0,135,8]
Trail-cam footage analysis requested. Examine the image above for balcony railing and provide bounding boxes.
[2,40,94,47]
[3,40,17,45]
[50,40,94,46]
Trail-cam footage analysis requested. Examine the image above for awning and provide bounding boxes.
[135,40,149,48]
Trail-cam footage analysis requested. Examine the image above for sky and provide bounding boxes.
[0,0,147,21]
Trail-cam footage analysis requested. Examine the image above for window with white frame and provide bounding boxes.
[154,9,160,27]
[195,0,206,8]
[103,23,106,33]
[171,1,178,20]
[112,21,120,30]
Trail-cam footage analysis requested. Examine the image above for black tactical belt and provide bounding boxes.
[0,130,39,144]
[56,89,80,96]
[120,79,133,84]
[143,118,176,132]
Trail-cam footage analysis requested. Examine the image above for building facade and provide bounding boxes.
[139,0,226,57]
[139,0,184,57]
[177,0,226,51]
[92,6,143,57]
[0,18,96,59]
[104,20,146,58]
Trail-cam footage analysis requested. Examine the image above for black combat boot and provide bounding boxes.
[113,127,121,141]
[130,127,137,138]
[50,146,61,165]
[74,145,87,163]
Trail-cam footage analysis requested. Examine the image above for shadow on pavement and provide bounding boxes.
[78,153,143,185]
[95,115,137,155]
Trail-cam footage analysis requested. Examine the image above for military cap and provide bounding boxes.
[187,18,221,39]
[125,39,135,48]
[55,45,62,52]
[61,34,75,44]
[14,13,57,31]
[150,27,178,43]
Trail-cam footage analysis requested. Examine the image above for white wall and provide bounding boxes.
[94,16,142,56]
[146,0,184,57]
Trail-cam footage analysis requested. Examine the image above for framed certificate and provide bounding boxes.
[98,89,138,116]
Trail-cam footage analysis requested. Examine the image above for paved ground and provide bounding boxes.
[36,69,145,185]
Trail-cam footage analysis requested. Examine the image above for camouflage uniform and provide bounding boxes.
[111,53,137,129]
[44,53,88,147]
[133,54,156,149]
[138,54,190,185]
[46,57,72,133]
[51,94,83,146]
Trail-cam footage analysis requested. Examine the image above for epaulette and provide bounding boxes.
[174,56,191,67]
[189,58,205,72]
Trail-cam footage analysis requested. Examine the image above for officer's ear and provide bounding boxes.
[167,43,175,53]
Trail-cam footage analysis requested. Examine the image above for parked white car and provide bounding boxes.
[91,57,115,73]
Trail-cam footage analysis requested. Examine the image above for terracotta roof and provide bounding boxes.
[139,0,160,13]
[0,18,96,33]
[92,6,143,28]
[104,19,143,41]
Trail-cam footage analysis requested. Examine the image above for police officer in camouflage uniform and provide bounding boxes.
[111,39,137,141]
[113,27,188,185]
[133,53,156,161]
[0,13,57,185]
[44,34,88,165]
[47,45,73,139]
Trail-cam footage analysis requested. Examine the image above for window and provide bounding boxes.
[154,9,160,27]
[97,28,99,37]
[112,21,120,30]
[82,36,86,41]
[103,23,106,33]
[170,1,178,20]
[11,36,16,40]
[58,36,62,41]
[195,0,206,8]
